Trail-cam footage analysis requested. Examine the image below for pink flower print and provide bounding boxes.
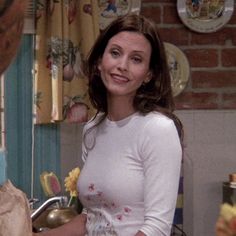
[124,207,131,214]
[67,0,77,24]
[88,183,95,191]
[86,196,91,201]
[63,63,74,82]
[104,203,109,208]
[66,103,88,123]
[111,202,116,209]
[116,214,123,221]
[97,191,103,197]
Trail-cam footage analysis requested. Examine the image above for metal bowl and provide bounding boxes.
[46,207,78,228]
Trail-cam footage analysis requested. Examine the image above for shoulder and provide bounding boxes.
[142,111,176,131]
[137,112,182,160]
[136,112,180,144]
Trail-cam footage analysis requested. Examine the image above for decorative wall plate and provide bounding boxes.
[98,0,141,30]
[164,42,190,97]
[177,0,234,33]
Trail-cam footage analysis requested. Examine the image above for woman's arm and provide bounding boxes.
[34,213,87,236]
[138,116,182,236]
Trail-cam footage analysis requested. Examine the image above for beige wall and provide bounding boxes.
[177,110,236,236]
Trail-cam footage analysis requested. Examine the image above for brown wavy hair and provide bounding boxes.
[84,14,183,143]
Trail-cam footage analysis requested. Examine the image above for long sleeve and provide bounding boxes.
[138,116,182,236]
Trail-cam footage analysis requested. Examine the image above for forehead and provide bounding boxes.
[107,31,151,51]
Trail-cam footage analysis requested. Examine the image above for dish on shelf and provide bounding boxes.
[98,0,141,30]
[164,42,190,97]
[177,0,234,33]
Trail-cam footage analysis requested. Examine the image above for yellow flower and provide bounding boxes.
[220,204,236,222]
[64,167,80,197]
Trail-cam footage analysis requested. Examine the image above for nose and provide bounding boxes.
[117,56,128,71]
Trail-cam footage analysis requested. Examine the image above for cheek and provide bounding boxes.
[97,54,107,73]
[98,64,107,79]
[98,56,110,73]
[134,68,150,82]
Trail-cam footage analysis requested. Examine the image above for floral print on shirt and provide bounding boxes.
[83,183,133,235]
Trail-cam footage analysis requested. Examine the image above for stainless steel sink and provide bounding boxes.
[31,196,78,232]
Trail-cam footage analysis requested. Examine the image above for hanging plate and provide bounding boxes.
[177,0,234,33]
[164,42,190,97]
[98,0,141,30]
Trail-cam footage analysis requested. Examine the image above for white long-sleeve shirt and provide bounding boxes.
[77,111,182,236]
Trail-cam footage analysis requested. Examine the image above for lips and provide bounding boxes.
[111,73,129,83]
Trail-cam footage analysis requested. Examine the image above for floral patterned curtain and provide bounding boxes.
[34,0,99,124]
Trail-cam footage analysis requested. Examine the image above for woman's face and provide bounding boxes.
[98,31,152,100]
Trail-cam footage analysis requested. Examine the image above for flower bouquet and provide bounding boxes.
[64,167,83,213]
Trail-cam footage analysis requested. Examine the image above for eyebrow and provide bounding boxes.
[109,43,147,55]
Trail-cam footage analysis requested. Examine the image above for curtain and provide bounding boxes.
[34,0,99,124]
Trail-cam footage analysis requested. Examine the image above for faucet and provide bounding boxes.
[31,196,68,222]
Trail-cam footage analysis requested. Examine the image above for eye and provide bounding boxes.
[132,56,142,64]
[110,49,120,58]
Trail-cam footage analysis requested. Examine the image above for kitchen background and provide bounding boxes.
[61,1,236,236]
[0,1,236,236]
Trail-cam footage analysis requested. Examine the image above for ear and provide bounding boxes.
[144,71,152,83]
[97,58,102,72]
[98,64,101,72]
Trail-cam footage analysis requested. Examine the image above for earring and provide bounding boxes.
[142,78,151,86]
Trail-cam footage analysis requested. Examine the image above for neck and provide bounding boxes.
[107,95,136,121]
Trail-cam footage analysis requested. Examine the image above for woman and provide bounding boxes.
[37,13,183,236]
